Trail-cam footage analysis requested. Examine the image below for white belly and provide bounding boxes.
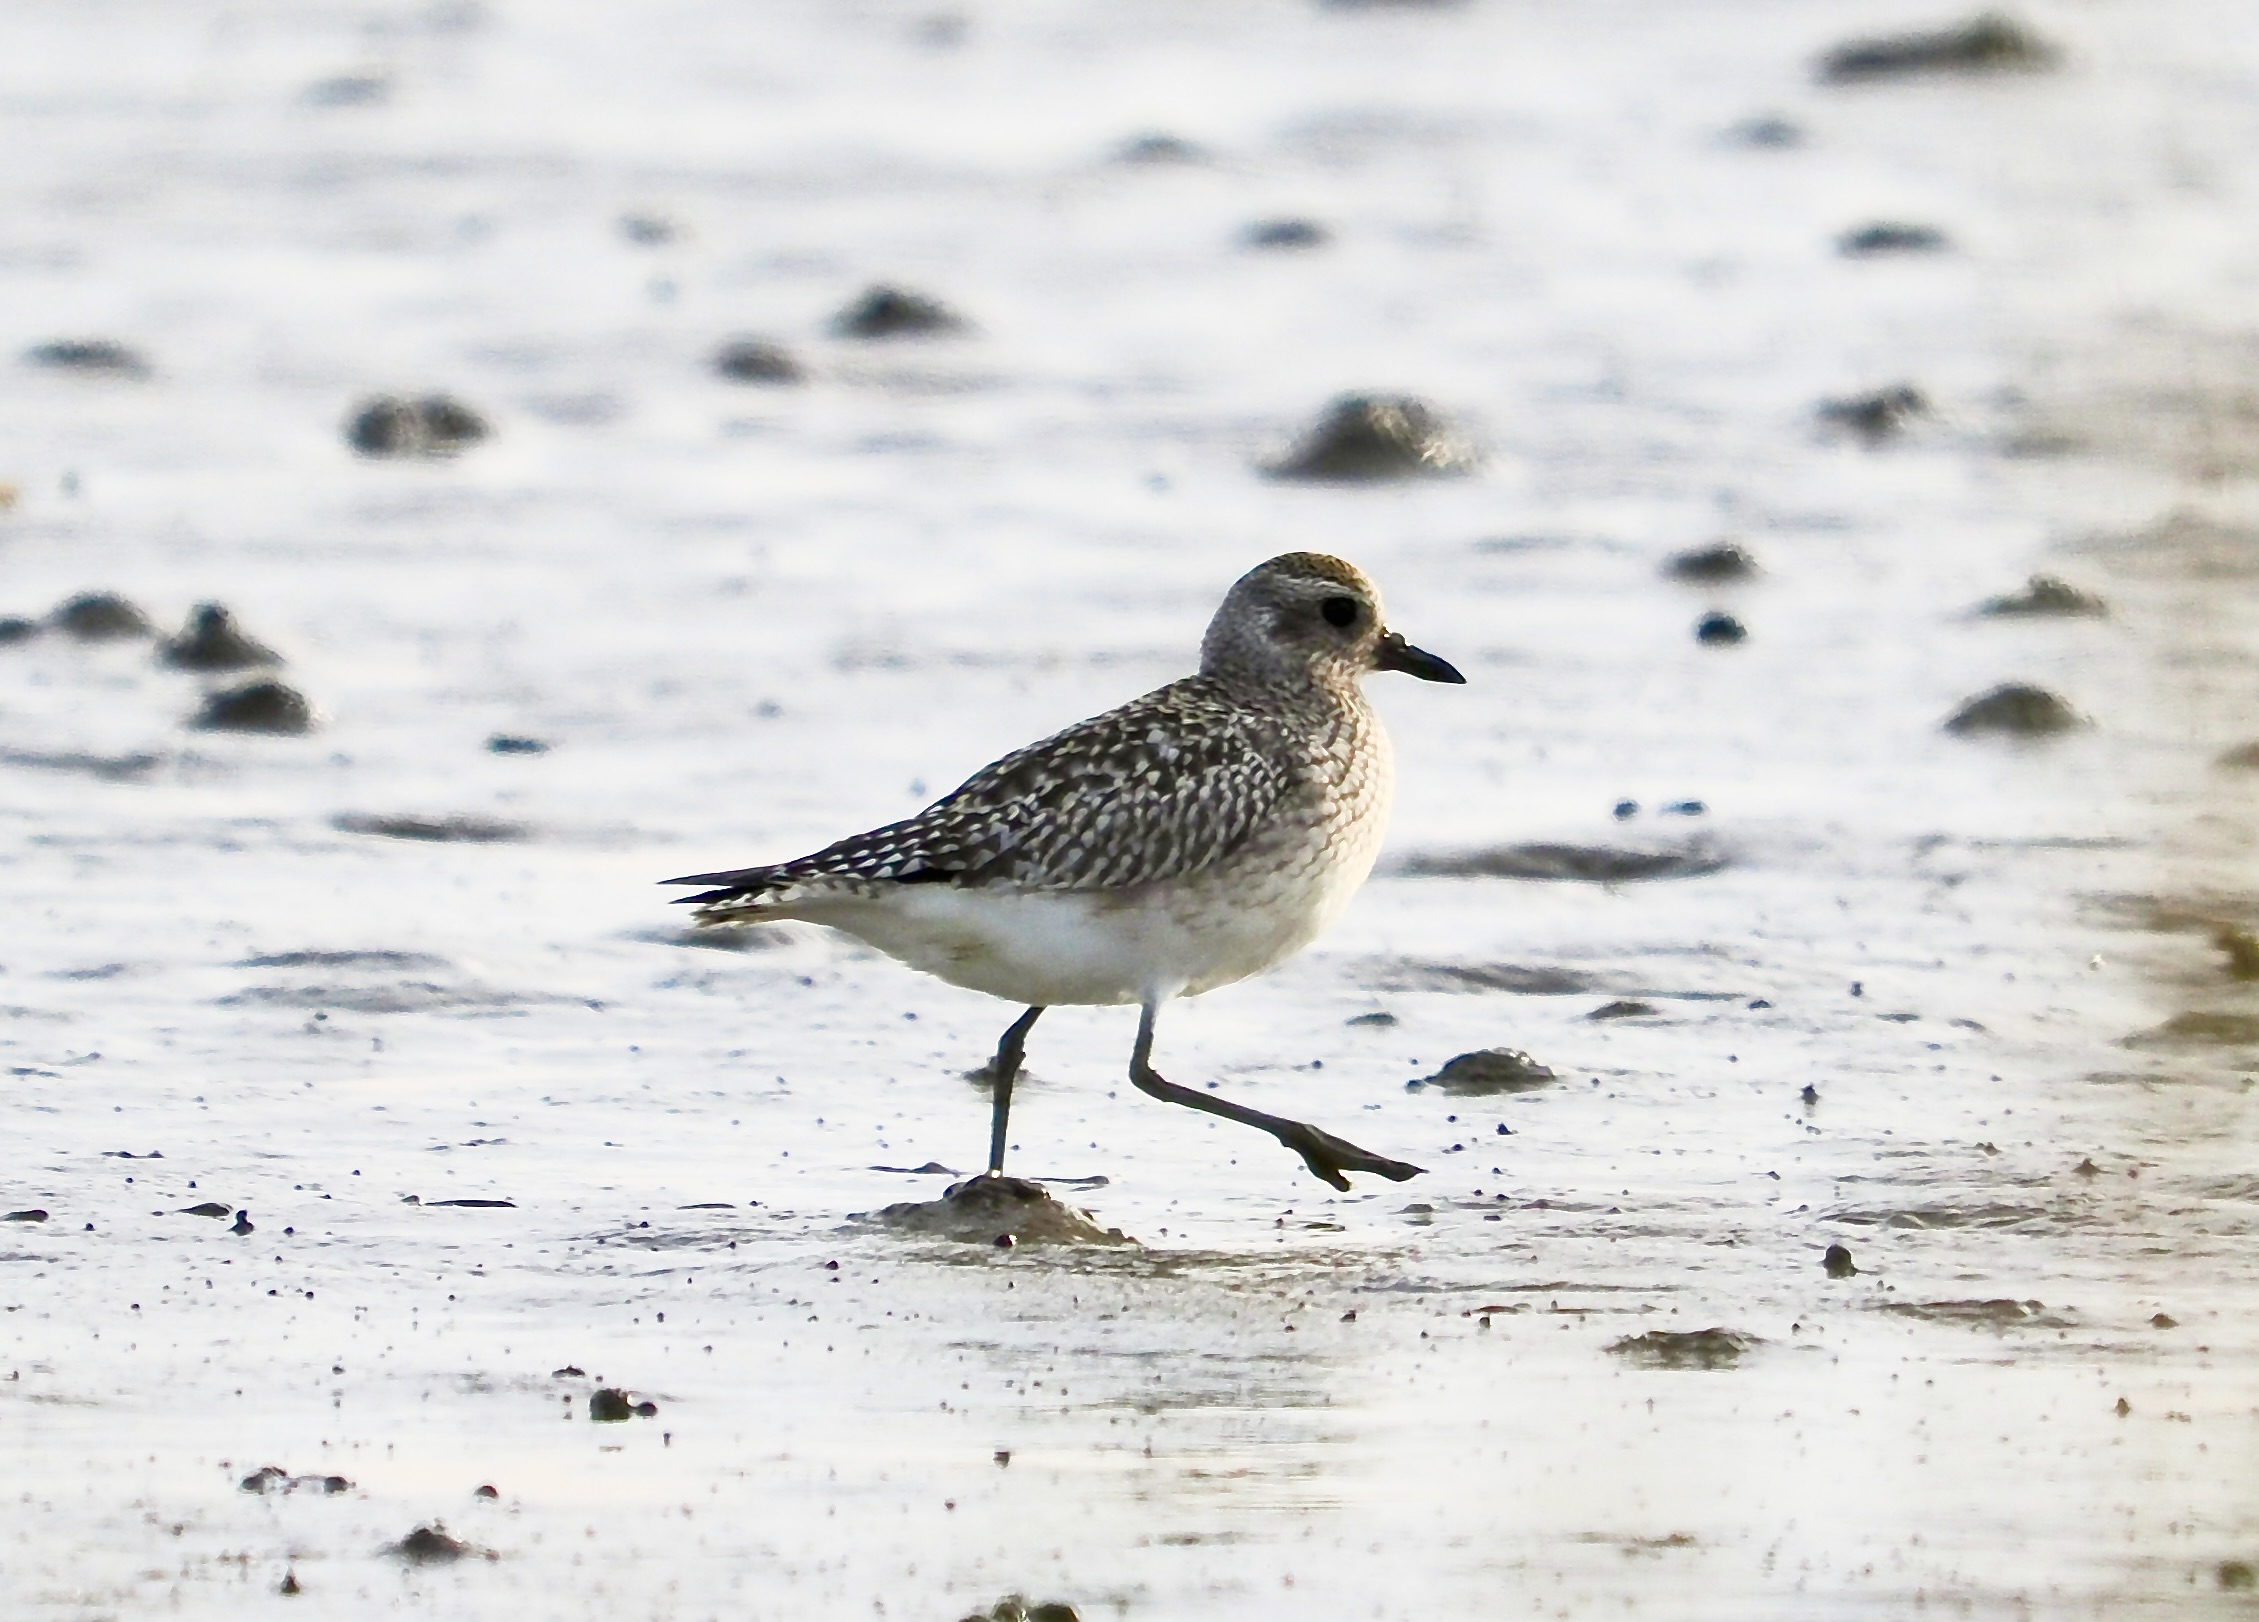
[799,824,1382,1007]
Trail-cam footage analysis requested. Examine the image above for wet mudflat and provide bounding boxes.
[2,1,2256,1617]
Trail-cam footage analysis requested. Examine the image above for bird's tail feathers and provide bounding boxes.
[662,864,866,926]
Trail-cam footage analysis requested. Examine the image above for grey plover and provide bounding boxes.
[665,552,1463,1189]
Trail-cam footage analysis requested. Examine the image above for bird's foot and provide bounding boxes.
[1272,1121,1425,1191]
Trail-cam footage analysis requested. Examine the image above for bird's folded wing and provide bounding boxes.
[691,678,1300,898]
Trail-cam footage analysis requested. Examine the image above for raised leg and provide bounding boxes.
[1126,1003,1423,1191]
[985,1006,1045,1176]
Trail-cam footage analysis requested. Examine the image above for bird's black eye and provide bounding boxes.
[1320,596,1359,628]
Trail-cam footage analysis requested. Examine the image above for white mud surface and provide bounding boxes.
[2,1,2256,1616]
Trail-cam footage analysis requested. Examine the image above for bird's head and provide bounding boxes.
[1200,552,1465,692]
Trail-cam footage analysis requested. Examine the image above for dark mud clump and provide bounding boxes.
[1666,542,1758,582]
[179,1201,232,1218]
[240,1466,351,1495]
[0,747,159,781]
[1695,611,1747,645]
[193,679,317,734]
[2124,1011,2259,1049]
[1880,1298,2065,1328]
[486,734,549,755]
[238,949,450,971]
[331,812,529,843]
[712,337,805,384]
[1726,115,1802,149]
[0,616,40,645]
[1977,574,2107,617]
[1838,222,1950,257]
[158,604,283,671]
[1819,383,1928,443]
[5,1208,49,1222]
[24,338,151,379]
[589,1387,658,1422]
[2214,926,2259,981]
[1372,960,1597,995]
[831,285,967,339]
[1407,1049,1558,1095]
[1115,132,1205,164]
[1399,842,1727,882]
[2220,1563,2258,1592]
[1943,682,2085,736]
[1606,1328,1757,1369]
[961,1599,1080,1622]
[2218,741,2259,770]
[1266,394,1479,482]
[1824,1243,1859,1278]
[1817,13,2059,84]
[304,73,388,107]
[346,394,491,458]
[1587,999,1659,1021]
[1242,218,1329,251]
[618,211,682,245]
[389,1524,491,1565]
[865,1174,1133,1246]
[53,591,154,640]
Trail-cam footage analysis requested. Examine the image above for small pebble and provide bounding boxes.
[1695,611,1746,645]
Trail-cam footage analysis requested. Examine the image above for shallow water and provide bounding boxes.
[2,0,2256,1616]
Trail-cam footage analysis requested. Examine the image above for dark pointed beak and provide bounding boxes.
[1374,628,1466,684]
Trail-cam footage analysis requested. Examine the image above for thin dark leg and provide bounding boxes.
[1126,1003,1423,1192]
[985,1006,1045,1176]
